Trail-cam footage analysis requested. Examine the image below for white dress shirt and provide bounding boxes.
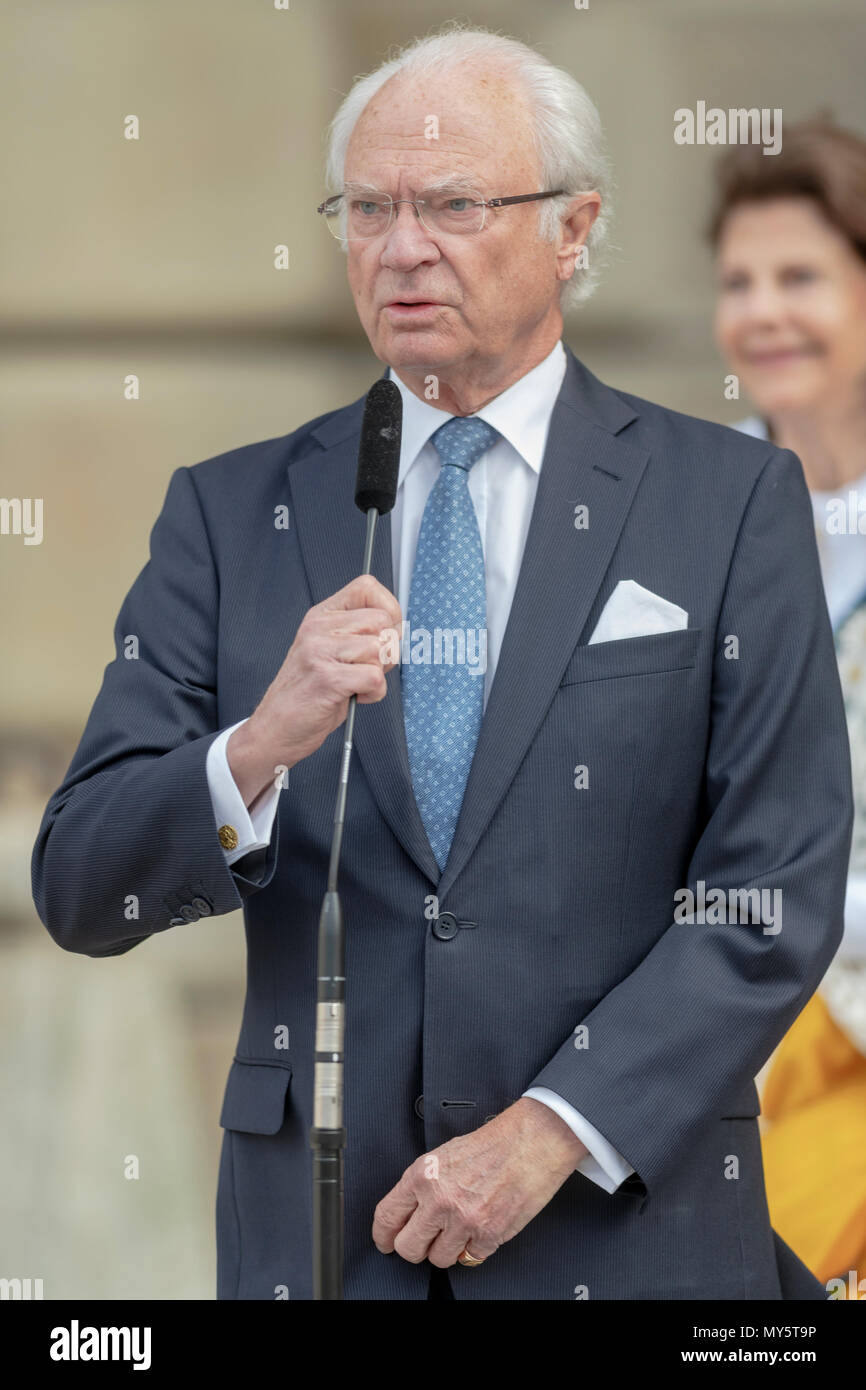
[205,339,635,1193]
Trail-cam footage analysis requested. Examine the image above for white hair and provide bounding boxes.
[322,22,614,310]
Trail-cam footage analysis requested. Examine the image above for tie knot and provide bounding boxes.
[430,415,499,472]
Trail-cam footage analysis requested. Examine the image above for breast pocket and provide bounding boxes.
[219,1057,293,1134]
[559,627,702,686]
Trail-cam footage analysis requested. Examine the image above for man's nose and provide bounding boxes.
[378,202,440,268]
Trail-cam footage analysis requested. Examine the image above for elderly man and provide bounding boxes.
[32,26,852,1300]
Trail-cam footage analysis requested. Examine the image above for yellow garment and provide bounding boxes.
[760,992,866,1295]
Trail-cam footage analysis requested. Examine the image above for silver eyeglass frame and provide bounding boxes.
[316,187,567,240]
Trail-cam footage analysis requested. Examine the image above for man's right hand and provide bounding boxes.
[226,574,402,809]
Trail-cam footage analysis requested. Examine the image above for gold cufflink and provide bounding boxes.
[218,824,239,850]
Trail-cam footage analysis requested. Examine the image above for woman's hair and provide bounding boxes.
[323,20,615,309]
[706,114,866,263]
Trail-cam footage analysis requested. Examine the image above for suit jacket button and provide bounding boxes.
[178,903,199,922]
[414,1094,424,1118]
[168,916,186,926]
[432,911,458,940]
[191,896,212,916]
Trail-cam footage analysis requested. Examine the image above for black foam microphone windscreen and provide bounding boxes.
[354,379,402,515]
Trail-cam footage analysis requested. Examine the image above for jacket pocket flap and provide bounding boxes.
[219,1058,293,1133]
[559,627,701,686]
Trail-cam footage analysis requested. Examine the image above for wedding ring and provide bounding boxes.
[457,1247,485,1266]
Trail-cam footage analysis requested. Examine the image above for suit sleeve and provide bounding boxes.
[527,446,853,1197]
[31,465,279,958]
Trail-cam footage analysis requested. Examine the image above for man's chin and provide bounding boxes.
[377,329,462,376]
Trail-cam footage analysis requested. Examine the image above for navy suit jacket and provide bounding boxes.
[32,344,853,1299]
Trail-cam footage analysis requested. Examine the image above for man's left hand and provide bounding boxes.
[371,1097,588,1267]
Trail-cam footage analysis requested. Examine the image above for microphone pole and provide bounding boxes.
[311,380,402,1300]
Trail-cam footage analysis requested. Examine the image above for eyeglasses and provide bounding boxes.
[317,185,566,241]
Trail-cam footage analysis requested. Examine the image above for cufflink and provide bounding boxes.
[218,824,239,851]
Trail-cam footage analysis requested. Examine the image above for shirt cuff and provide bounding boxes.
[206,718,281,866]
[522,1086,636,1194]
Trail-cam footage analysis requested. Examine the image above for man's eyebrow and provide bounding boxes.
[342,180,386,196]
[415,174,486,195]
[342,174,486,196]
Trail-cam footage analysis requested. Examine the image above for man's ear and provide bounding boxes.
[556,193,601,282]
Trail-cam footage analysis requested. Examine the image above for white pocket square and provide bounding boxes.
[588,580,688,645]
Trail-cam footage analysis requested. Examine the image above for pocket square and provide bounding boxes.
[588,580,688,645]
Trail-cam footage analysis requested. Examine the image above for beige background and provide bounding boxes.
[2,0,864,1298]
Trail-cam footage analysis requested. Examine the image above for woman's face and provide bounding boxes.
[714,196,866,416]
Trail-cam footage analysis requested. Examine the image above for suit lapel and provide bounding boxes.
[435,348,648,899]
[287,346,649,894]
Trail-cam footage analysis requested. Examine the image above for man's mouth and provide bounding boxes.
[385,301,444,319]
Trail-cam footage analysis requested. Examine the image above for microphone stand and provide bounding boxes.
[310,505,380,1301]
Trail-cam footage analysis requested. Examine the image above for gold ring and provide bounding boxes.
[457,1247,485,1266]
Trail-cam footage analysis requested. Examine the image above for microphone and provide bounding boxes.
[354,378,402,515]
[311,378,403,1300]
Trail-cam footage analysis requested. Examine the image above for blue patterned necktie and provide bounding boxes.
[403,415,499,870]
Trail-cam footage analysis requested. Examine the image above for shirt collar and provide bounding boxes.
[387,339,567,487]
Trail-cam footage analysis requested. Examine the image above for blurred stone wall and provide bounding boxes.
[2,0,864,1298]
